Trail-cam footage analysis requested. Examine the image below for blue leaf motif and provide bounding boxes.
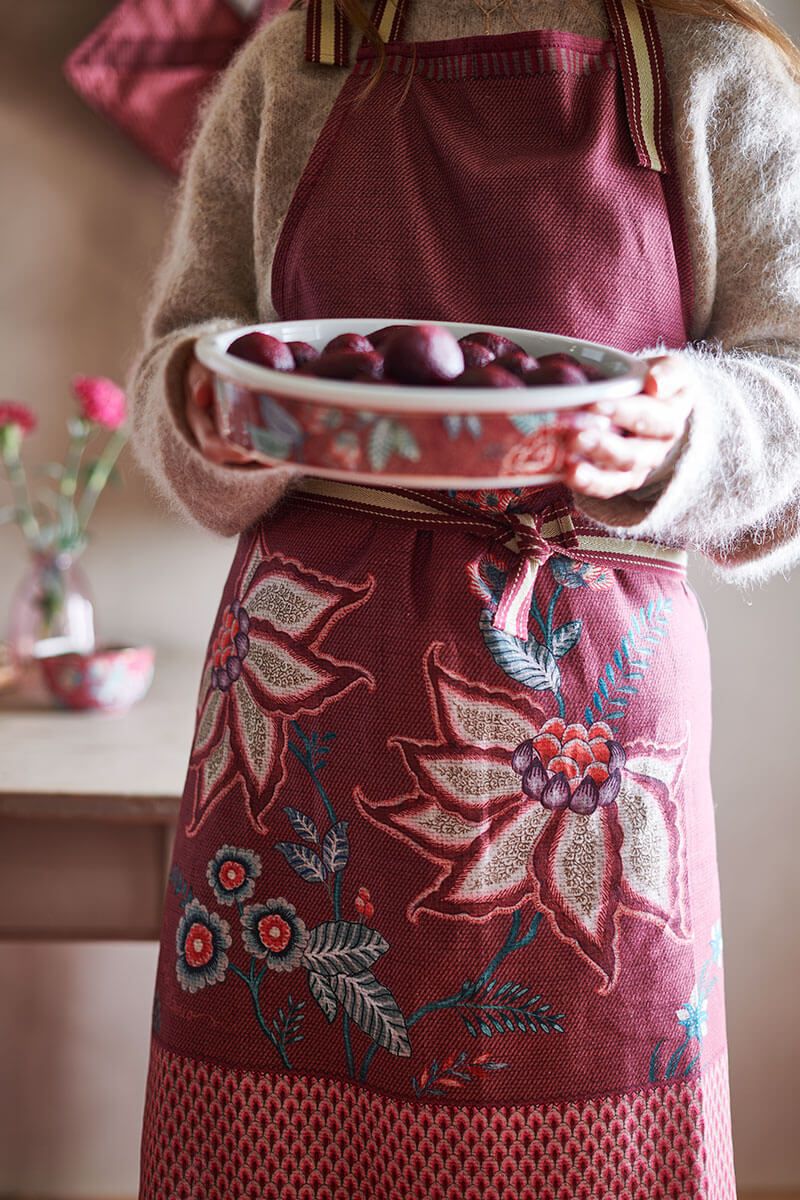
[480,611,561,693]
[283,806,319,844]
[274,841,327,883]
[368,418,395,471]
[308,972,338,1022]
[392,422,421,463]
[551,619,582,659]
[303,920,389,976]
[258,394,304,444]
[246,424,295,461]
[321,820,350,875]
[510,412,553,436]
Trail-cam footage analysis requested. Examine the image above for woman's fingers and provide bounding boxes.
[183,352,264,464]
[564,353,697,499]
[562,457,653,498]
[185,388,263,465]
[571,426,671,472]
[186,358,214,410]
[588,355,693,435]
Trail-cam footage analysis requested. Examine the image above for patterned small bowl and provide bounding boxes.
[39,643,156,713]
[195,318,647,488]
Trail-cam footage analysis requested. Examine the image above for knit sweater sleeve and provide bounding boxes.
[573,20,800,587]
[124,30,301,538]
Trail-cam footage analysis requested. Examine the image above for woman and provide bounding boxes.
[129,0,800,1196]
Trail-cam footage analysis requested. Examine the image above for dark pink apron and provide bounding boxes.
[140,3,736,1197]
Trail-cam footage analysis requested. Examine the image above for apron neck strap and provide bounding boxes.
[305,0,409,67]
[304,0,670,175]
[602,0,670,173]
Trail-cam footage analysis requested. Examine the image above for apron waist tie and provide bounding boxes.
[488,508,583,639]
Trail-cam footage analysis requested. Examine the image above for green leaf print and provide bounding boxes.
[334,970,412,1057]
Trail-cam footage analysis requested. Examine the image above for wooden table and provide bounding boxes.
[0,647,200,940]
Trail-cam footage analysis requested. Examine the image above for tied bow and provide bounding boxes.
[488,507,584,639]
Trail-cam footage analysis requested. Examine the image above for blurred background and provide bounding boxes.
[0,1,798,1196]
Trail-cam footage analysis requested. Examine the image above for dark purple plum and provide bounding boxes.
[369,324,411,349]
[460,340,496,369]
[304,350,385,381]
[495,350,539,378]
[288,340,320,367]
[324,332,374,354]
[524,361,590,387]
[463,331,525,358]
[452,365,525,389]
[383,324,465,385]
[228,332,294,371]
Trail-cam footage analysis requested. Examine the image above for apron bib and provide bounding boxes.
[140,3,736,1197]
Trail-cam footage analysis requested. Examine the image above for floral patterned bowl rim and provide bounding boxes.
[40,643,156,664]
[195,318,649,415]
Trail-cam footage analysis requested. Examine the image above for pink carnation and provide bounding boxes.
[0,401,37,435]
[72,375,128,430]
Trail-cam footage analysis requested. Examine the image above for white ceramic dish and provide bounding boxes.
[195,318,646,488]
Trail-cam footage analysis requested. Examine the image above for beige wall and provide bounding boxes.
[0,2,798,1194]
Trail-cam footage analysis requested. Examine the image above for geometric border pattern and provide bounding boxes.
[139,1038,736,1199]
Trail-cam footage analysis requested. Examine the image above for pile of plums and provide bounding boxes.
[227,323,605,389]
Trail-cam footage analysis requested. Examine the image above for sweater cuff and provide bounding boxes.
[571,346,713,544]
[129,321,304,537]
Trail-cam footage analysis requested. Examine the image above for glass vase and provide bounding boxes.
[7,548,96,665]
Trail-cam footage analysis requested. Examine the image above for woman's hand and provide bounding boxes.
[562,354,695,499]
[184,355,265,466]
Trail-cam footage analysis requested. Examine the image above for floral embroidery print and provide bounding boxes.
[170,719,565,1088]
[510,717,625,814]
[185,537,376,838]
[355,642,687,991]
[206,844,262,904]
[175,898,231,994]
[649,921,724,1082]
[241,898,309,970]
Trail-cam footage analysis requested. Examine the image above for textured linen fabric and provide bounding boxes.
[125,0,800,585]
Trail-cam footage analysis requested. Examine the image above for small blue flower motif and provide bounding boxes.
[676,985,709,1042]
[710,920,724,966]
[241,897,309,972]
[550,555,590,589]
[207,845,262,905]
[175,898,231,994]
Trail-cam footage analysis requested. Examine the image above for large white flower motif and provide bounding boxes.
[354,642,690,992]
[185,532,376,838]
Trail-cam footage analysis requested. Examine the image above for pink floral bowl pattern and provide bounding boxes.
[39,643,155,712]
[195,319,647,488]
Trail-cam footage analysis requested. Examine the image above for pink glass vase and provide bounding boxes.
[7,548,96,665]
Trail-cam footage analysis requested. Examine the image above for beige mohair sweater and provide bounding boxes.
[126,0,800,586]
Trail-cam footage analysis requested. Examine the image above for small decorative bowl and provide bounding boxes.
[39,643,156,713]
[195,317,647,488]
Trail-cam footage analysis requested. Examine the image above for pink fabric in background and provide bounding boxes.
[63,0,293,174]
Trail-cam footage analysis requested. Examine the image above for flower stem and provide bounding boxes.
[0,441,41,546]
[289,720,355,1075]
[358,909,542,1083]
[75,426,128,532]
[529,594,548,642]
[58,422,91,546]
[545,584,563,644]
